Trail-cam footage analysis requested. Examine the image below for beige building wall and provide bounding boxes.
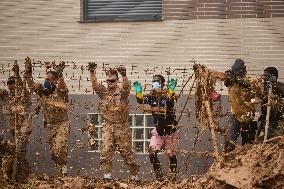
[0,0,284,94]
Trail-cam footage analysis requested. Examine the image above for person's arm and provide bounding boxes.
[88,62,100,91]
[0,88,8,98]
[88,62,106,98]
[132,81,149,104]
[249,76,264,98]
[57,77,68,93]
[12,62,25,95]
[210,71,227,81]
[117,67,130,91]
[24,57,41,93]
[193,64,227,81]
[55,62,68,94]
[165,91,177,109]
[167,78,178,95]
[117,67,131,100]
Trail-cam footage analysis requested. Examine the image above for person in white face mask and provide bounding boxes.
[133,75,178,181]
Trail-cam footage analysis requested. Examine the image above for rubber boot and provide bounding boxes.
[149,152,163,179]
[169,155,177,182]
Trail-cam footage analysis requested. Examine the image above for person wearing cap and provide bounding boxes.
[257,67,284,140]
[24,57,70,177]
[0,61,32,181]
[133,75,178,181]
[88,62,139,180]
[209,59,262,152]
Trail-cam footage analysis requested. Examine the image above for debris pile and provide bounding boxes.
[185,136,284,189]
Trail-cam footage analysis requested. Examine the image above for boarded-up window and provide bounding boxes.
[84,0,162,21]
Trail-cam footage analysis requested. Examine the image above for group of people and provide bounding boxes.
[209,59,284,152]
[0,57,283,182]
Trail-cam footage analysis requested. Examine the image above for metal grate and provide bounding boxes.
[85,0,162,21]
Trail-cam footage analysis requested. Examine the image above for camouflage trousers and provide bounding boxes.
[2,114,32,181]
[100,122,139,176]
[46,120,70,175]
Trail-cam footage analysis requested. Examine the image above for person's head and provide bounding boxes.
[7,77,16,93]
[43,71,58,95]
[264,67,278,82]
[106,69,119,90]
[231,59,246,77]
[46,71,59,84]
[152,75,165,91]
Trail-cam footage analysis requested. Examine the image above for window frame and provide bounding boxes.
[87,113,155,154]
[80,0,163,22]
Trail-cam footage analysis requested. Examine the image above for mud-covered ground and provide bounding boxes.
[1,137,283,189]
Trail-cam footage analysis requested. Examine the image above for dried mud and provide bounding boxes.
[1,137,283,189]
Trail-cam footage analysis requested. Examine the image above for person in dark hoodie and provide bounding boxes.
[210,59,262,152]
[257,67,284,140]
[133,75,178,181]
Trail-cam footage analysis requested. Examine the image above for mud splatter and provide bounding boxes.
[1,137,283,189]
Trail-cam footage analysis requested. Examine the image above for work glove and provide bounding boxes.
[12,61,20,76]
[167,78,177,94]
[24,57,33,77]
[117,67,127,77]
[133,81,143,99]
[55,61,65,78]
[88,62,97,72]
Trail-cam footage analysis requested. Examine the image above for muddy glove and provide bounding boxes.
[133,81,143,99]
[12,61,20,76]
[55,61,65,78]
[117,67,127,77]
[88,62,97,72]
[167,78,177,94]
[24,57,33,76]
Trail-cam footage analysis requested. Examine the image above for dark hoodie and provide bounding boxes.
[261,67,284,121]
[224,59,257,123]
[224,59,250,88]
[231,59,246,77]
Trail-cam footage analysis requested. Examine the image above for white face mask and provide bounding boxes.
[152,82,161,90]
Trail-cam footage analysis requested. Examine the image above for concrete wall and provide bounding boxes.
[1,94,231,179]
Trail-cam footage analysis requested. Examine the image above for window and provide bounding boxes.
[87,113,155,154]
[82,0,162,21]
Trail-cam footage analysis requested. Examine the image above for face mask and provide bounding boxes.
[152,82,161,90]
[43,80,55,95]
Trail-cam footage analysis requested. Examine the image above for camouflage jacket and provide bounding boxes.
[33,82,69,124]
[95,84,129,124]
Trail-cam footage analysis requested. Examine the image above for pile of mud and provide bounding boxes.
[1,137,283,189]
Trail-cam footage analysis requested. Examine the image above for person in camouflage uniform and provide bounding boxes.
[24,57,70,177]
[0,61,32,181]
[257,67,284,140]
[88,62,139,180]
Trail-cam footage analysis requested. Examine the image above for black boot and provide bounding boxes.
[149,151,163,179]
[169,156,177,182]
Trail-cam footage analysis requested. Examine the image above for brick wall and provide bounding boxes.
[0,0,283,95]
[164,0,284,20]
